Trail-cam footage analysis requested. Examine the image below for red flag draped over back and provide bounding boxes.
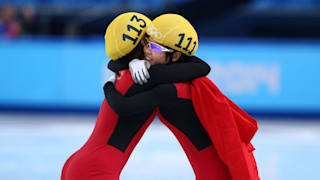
[190,77,260,180]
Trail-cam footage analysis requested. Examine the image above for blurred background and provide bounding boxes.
[1,0,320,179]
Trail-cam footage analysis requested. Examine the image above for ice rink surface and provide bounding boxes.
[1,113,320,180]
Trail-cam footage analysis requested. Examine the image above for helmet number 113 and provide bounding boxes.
[122,15,146,45]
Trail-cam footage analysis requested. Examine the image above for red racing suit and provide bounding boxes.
[190,77,260,180]
[61,56,210,180]
[104,63,260,180]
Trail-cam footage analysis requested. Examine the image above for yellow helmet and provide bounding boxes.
[147,14,198,56]
[105,12,151,60]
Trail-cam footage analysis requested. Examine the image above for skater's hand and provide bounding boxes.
[129,58,151,85]
[107,73,117,84]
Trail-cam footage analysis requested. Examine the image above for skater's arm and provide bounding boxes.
[108,59,129,73]
[146,56,210,86]
[104,82,157,115]
[104,82,175,116]
[108,56,210,85]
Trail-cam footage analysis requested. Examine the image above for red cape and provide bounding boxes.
[190,77,260,180]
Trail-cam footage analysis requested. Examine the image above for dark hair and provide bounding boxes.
[116,42,144,61]
[166,51,189,63]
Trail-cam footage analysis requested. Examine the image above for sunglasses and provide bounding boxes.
[145,38,174,53]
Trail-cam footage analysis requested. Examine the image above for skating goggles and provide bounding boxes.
[146,38,174,53]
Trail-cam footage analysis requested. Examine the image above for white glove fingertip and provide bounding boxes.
[143,68,150,80]
[139,71,146,85]
[138,72,144,85]
[141,71,148,84]
[135,71,141,85]
[133,73,139,84]
[143,78,148,84]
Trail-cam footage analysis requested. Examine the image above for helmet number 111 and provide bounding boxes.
[174,33,197,55]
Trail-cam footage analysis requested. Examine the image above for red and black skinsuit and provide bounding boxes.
[104,57,232,180]
[60,56,210,180]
